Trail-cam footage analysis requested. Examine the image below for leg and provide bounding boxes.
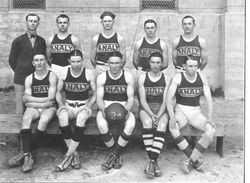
[14,84,25,115]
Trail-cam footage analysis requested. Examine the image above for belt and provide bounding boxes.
[96,61,109,66]
[68,103,85,108]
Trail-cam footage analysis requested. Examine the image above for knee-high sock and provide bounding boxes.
[112,131,131,156]
[60,125,73,148]
[190,134,211,161]
[35,129,45,149]
[150,131,165,161]
[142,128,154,158]
[101,130,115,148]
[20,129,32,153]
[174,135,193,158]
[67,126,86,155]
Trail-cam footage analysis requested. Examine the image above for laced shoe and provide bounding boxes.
[71,152,81,169]
[194,160,204,172]
[112,154,122,169]
[101,153,117,171]
[153,160,162,177]
[22,153,34,173]
[8,153,24,167]
[182,159,195,174]
[144,160,155,178]
[55,154,73,172]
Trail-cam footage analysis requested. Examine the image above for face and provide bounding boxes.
[149,56,162,73]
[26,16,39,31]
[184,59,198,76]
[108,56,122,74]
[144,22,157,38]
[101,16,114,31]
[57,17,70,33]
[182,17,195,34]
[69,56,83,72]
[33,54,46,71]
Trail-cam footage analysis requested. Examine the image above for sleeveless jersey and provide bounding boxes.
[64,68,90,102]
[144,73,166,104]
[31,71,50,98]
[50,34,75,67]
[103,70,128,101]
[95,33,120,64]
[176,72,203,106]
[138,37,162,71]
[176,35,201,69]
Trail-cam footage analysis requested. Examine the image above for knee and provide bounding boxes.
[205,123,216,142]
[76,113,88,127]
[57,111,68,126]
[37,117,50,130]
[141,118,152,128]
[22,115,32,128]
[169,125,180,139]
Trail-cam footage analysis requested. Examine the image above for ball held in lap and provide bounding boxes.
[105,103,127,121]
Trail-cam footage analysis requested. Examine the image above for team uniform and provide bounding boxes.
[175,35,202,70]
[95,33,120,74]
[50,34,75,76]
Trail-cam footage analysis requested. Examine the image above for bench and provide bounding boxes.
[0,114,225,157]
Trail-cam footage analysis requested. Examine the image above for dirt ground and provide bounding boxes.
[0,91,244,182]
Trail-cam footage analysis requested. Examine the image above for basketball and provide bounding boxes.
[105,103,127,121]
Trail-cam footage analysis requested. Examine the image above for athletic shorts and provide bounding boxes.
[139,103,161,115]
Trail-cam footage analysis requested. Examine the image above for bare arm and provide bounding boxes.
[118,34,126,67]
[56,77,65,108]
[90,35,98,68]
[71,35,81,50]
[160,40,169,70]
[96,73,106,113]
[199,37,208,70]
[132,40,142,70]
[172,37,180,69]
[46,36,53,65]
[124,71,134,112]
[85,69,96,108]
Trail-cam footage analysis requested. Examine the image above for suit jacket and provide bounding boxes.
[8,33,46,84]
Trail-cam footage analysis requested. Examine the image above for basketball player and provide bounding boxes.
[47,14,81,77]
[55,49,96,172]
[167,55,215,174]
[133,19,168,75]
[8,53,57,173]
[90,11,126,75]
[172,15,208,72]
[138,52,170,178]
[96,51,135,170]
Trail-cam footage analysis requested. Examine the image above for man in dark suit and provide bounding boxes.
[9,13,46,114]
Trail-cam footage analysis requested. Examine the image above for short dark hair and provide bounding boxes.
[33,52,47,60]
[183,54,198,64]
[108,51,123,60]
[100,11,115,20]
[149,52,163,62]
[26,13,40,22]
[69,49,83,58]
[56,14,70,23]
[182,15,195,24]
[144,19,157,27]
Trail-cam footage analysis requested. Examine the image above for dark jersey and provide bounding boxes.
[104,70,128,102]
[176,72,203,106]
[144,73,166,104]
[64,68,90,102]
[31,71,50,98]
[138,37,162,71]
[50,34,75,67]
[176,35,201,69]
[95,33,120,64]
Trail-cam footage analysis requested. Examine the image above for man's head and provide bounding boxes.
[100,11,115,31]
[26,13,40,32]
[107,51,123,75]
[68,49,83,72]
[32,53,47,71]
[182,15,196,34]
[144,19,157,38]
[149,52,163,73]
[56,14,70,33]
[183,55,198,76]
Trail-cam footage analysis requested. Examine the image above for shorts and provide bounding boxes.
[139,103,161,115]
[37,106,57,114]
[50,64,70,78]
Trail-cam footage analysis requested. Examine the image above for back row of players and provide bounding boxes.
[8,12,214,179]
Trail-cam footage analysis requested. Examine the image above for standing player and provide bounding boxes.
[138,52,170,178]
[167,55,215,174]
[133,19,168,74]
[47,14,81,77]
[172,15,208,72]
[8,53,57,173]
[8,13,46,115]
[90,11,126,75]
[55,49,96,172]
[96,51,135,170]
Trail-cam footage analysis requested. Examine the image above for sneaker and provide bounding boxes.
[71,152,81,169]
[153,161,162,177]
[8,153,24,167]
[182,159,195,174]
[144,160,155,179]
[112,154,122,169]
[101,153,117,171]
[55,154,73,172]
[194,160,204,172]
[22,153,34,173]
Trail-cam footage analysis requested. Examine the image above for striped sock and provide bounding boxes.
[113,131,131,155]
[142,128,154,158]
[150,131,165,161]
[101,130,115,148]
[190,134,211,161]
[174,135,193,158]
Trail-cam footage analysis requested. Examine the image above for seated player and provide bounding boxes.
[96,51,135,170]
[55,49,96,172]
[8,53,57,173]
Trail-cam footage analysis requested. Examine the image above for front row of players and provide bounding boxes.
[8,50,215,178]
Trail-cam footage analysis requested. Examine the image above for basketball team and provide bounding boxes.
[7,11,216,178]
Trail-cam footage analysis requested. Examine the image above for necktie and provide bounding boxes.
[30,35,36,48]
